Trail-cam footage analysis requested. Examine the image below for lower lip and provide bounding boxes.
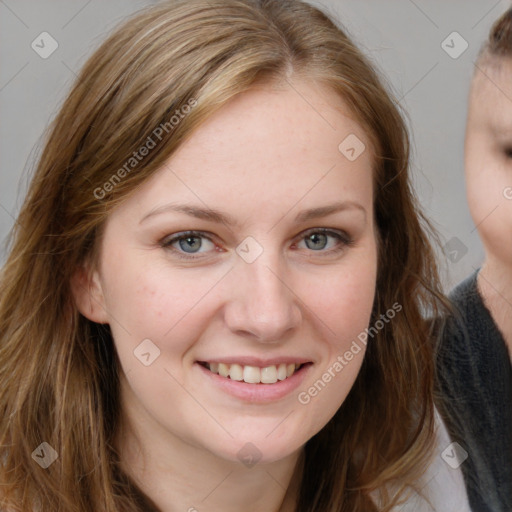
[195,362,312,403]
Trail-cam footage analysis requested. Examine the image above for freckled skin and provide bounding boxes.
[74,80,378,511]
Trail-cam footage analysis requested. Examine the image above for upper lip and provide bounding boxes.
[197,357,313,367]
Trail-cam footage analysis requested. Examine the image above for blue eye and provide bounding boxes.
[161,228,353,261]
[304,232,328,250]
[296,229,352,253]
[162,231,216,257]
[177,235,203,253]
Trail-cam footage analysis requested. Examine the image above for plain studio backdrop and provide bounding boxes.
[1,0,509,291]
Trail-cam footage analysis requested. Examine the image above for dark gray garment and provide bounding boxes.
[436,270,512,512]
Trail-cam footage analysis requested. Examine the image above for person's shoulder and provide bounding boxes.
[438,267,507,365]
[436,269,481,355]
[448,269,479,303]
[445,269,481,328]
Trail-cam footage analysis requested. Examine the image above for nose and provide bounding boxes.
[223,256,302,342]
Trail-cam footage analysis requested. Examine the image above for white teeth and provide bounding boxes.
[277,363,287,381]
[205,362,304,384]
[218,363,229,378]
[229,363,243,381]
[261,365,278,384]
[243,365,261,384]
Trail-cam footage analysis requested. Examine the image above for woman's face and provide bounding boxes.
[77,80,378,466]
[465,59,512,266]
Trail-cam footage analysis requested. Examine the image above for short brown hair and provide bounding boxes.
[482,7,512,56]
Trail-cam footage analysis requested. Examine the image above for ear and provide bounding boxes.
[70,263,109,324]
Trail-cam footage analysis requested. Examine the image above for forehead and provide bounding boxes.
[160,81,373,191]
[115,80,376,225]
[184,80,372,157]
[470,57,512,122]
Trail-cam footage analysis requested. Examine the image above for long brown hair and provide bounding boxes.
[0,1,446,510]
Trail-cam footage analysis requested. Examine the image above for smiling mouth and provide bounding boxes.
[198,361,308,384]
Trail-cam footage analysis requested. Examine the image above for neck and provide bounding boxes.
[477,258,512,359]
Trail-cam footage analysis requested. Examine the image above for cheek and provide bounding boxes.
[311,258,377,341]
[465,137,509,210]
[295,271,374,435]
[465,151,512,258]
[466,167,497,217]
[321,295,374,349]
[465,147,488,213]
[102,254,224,354]
[475,205,512,263]
[297,260,376,428]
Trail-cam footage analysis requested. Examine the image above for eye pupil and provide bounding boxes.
[179,236,202,253]
[305,233,327,250]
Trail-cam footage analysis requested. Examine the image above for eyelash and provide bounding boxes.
[160,228,354,261]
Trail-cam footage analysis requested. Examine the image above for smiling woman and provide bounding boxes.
[0,1,468,511]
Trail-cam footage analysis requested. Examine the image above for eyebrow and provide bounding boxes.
[139,201,366,226]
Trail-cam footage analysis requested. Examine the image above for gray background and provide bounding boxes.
[1,0,508,291]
